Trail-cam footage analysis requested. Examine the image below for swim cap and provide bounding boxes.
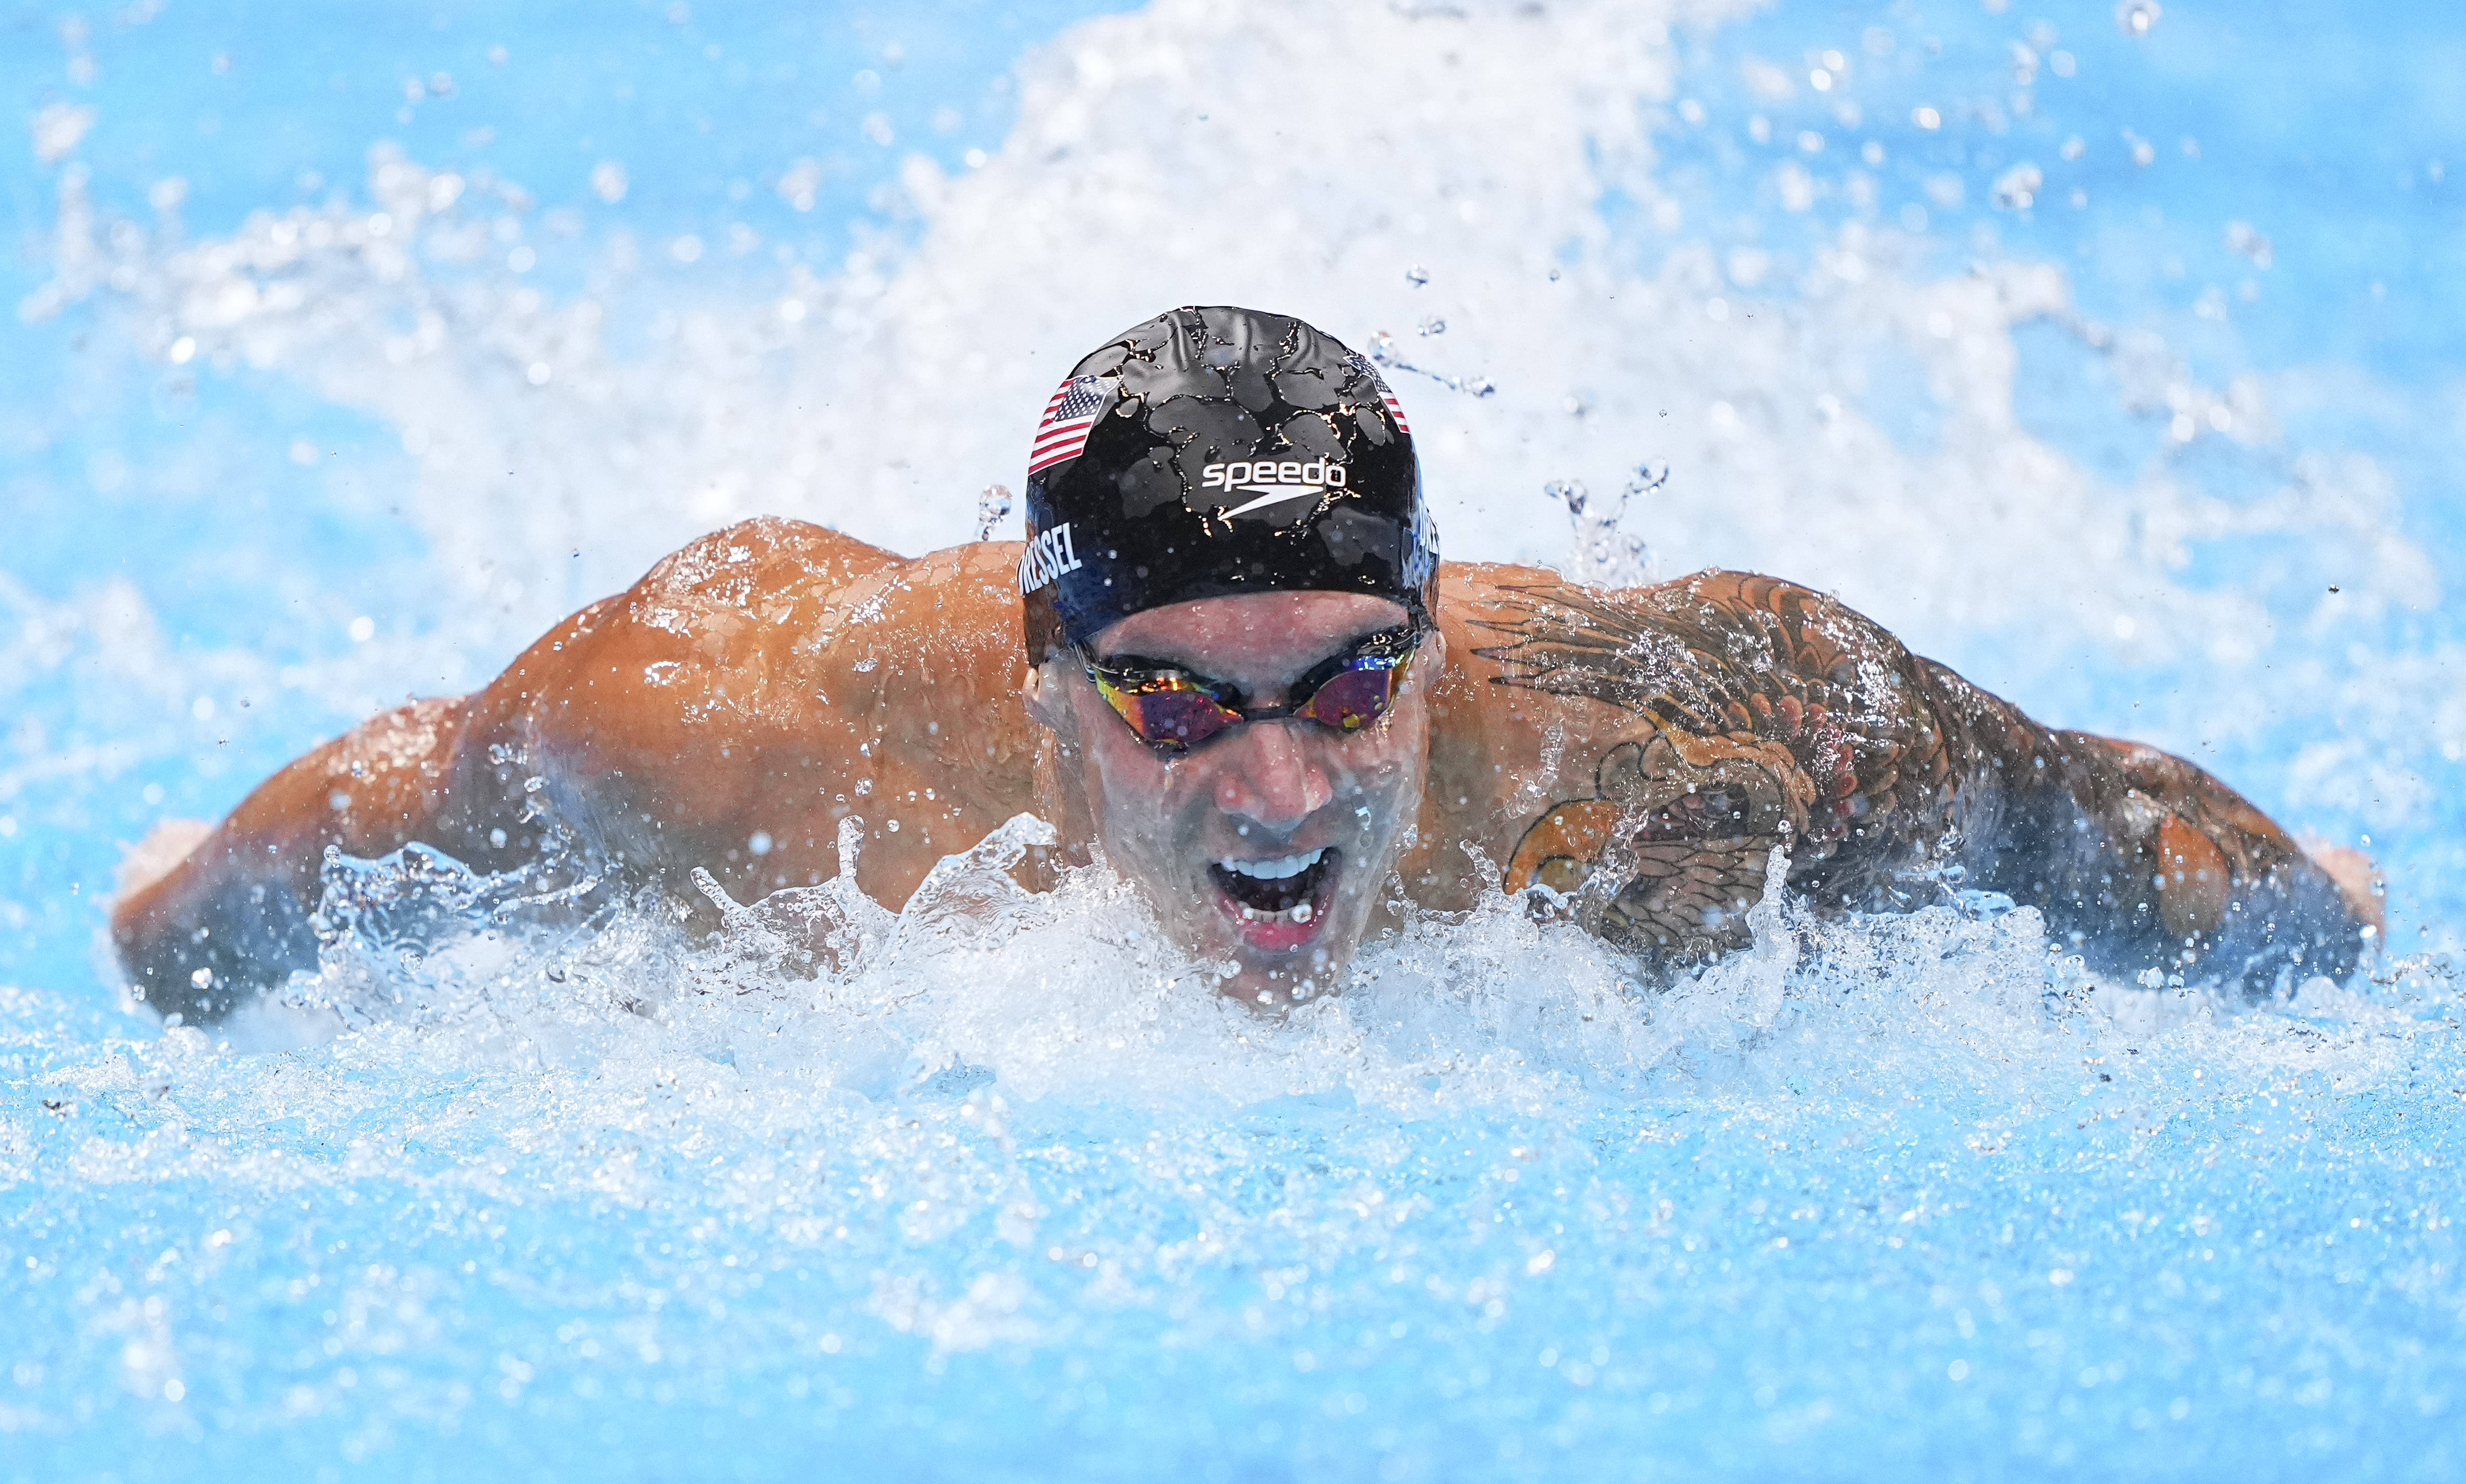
[1017,305,1438,661]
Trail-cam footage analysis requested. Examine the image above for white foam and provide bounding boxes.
[254,808,2449,1134]
[6,3,2465,1469]
[23,0,2439,714]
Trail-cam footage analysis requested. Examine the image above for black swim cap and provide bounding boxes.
[1017,305,1438,661]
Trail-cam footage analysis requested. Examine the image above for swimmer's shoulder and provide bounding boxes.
[1436,561,1906,652]
[597,520,1003,663]
[493,519,912,737]
[1433,561,1924,720]
[630,517,905,616]
[625,521,1030,618]
[569,526,1029,712]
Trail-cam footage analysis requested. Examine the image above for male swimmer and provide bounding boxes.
[112,306,2381,1022]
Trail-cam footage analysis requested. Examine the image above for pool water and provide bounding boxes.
[3,1,2461,1478]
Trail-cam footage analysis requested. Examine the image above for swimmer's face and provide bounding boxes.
[1031,591,1435,1009]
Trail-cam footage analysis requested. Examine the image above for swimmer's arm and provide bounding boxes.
[109,585,650,1021]
[1448,566,2374,988]
[522,533,1040,912]
[111,519,937,1021]
[1446,568,1944,953]
[107,692,501,1022]
[1908,657,2381,989]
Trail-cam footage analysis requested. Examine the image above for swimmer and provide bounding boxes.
[111,306,2383,1022]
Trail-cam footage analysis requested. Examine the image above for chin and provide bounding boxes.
[1212,913,1372,1010]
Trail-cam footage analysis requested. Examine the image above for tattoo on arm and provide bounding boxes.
[1900,653,2369,987]
[1467,573,1950,965]
[1463,573,2368,991]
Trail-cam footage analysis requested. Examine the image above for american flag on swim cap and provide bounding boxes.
[1027,374,1108,475]
[1352,353,1411,435]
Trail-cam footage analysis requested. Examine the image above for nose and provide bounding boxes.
[1211,720,1334,832]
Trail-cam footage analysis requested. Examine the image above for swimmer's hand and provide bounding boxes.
[2302,841,2385,941]
[114,817,214,904]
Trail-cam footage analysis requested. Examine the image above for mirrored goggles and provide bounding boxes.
[1078,624,1426,753]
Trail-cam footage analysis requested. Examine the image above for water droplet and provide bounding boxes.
[975,484,1013,541]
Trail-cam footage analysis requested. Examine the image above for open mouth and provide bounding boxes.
[1207,846,1339,949]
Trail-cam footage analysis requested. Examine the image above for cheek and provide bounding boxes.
[1317,721,1430,855]
[1077,710,1213,847]
[1367,717,1434,819]
[1350,709,1433,795]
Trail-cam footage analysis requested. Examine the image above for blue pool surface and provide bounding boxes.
[3,1,2461,1478]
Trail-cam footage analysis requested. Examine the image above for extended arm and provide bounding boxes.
[109,519,1040,1024]
[111,696,484,1020]
[108,599,610,1022]
[1911,659,2377,991]
[1455,569,2375,993]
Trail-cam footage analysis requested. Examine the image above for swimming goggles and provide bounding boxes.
[1078,624,1426,752]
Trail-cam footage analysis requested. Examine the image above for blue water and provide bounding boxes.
[3,1,2461,1478]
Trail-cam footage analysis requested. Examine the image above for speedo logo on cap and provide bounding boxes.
[1199,458,1348,520]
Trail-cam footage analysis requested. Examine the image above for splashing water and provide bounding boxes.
[4,0,2463,1476]
[8,815,2462,1476]
[1546,463,1667,589]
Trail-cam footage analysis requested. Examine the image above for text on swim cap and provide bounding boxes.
[1017,522,1082,595]
[1200,459,1348,493]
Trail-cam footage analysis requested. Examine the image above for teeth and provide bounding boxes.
[1217,847,1328,880]
[1238,901,1314,926]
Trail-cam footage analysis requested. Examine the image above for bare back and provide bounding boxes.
[112,518,2375,1020]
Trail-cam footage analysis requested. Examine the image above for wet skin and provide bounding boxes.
[1027,591,1434,1007]
[112,518,2383,1023]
